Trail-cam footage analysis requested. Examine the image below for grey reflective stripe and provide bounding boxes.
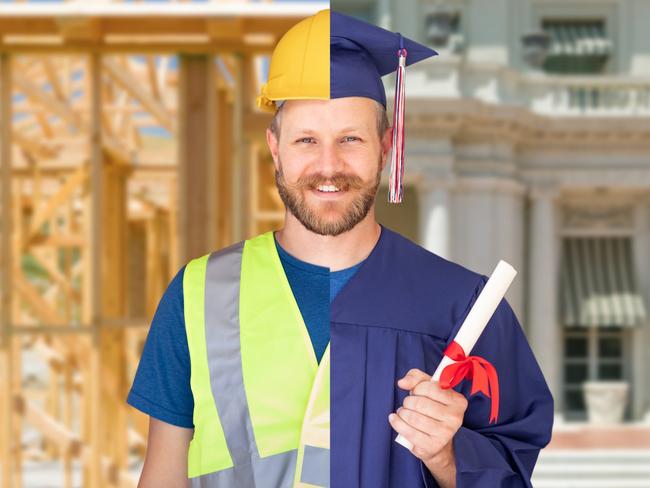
[300,445,330,487]
[190,449,298,488]
[204,241,259,482]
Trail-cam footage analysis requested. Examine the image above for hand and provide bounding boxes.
[388,368,468,487]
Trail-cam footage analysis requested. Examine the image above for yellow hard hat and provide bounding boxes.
[256,9,329,113]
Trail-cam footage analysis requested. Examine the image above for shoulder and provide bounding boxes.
[383,227,491,334]
[331,226,487,336]
[159,263,187,309]
[383,226,486,293]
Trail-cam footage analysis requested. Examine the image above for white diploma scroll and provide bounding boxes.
[395,259,517,451]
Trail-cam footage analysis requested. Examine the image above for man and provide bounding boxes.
[127,8,554,488]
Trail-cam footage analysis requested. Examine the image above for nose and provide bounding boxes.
[317,142,346,176]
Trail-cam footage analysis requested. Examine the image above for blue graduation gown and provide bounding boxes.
[331,224,554,487]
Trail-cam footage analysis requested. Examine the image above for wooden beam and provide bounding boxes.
[206,17,244,41]
[214,84,233,248]
[12,58,132,164]
[231,54,244,242]
[11,129,60,159]
[87,51,103,488]
[14,272,67,325]
[177,54,216,262]
[26,164,88,245]
[41,58,67,102]
[55,17,102,44]
[0,52,16,488]
[243,109,273,135]
[145,55,161,102]
[103,58,175,135]
[0,41,274,55]
[17,397,82,456]
[13,67,82,128]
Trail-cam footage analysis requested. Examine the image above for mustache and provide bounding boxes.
[293,172,365,191]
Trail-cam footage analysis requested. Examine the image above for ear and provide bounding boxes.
[266,127,280,171]
[380,126,393,172]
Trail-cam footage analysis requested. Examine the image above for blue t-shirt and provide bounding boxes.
[126,234,365,428]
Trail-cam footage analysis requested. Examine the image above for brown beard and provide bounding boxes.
[274,156,383,236]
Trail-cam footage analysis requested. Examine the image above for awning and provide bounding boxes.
[544,21,612,57]
[560,237,647,327]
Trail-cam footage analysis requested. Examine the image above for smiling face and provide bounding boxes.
[266,97,392,237]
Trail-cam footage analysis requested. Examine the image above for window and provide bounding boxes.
[424,8,463,53]
[542,19,612,74]
[563,326,628,419]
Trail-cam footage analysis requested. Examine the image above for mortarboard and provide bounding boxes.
[257,9,438,203]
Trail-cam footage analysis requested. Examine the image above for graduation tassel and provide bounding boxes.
[388,36,407,203]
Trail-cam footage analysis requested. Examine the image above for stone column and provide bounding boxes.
[527,183,562,414]
[451,176,526,317]
[418,178,452,260]
[633,202,650,421]
[376,0,391,29]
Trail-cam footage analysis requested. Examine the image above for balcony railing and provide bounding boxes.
[524,75,650,116]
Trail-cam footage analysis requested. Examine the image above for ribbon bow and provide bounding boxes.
[439,341,500,424]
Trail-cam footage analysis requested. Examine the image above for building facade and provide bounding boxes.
[335,0,650,424]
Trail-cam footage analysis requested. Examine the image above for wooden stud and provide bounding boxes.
[0,51,16,488]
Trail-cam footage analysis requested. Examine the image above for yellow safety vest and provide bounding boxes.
[183,231,330,487]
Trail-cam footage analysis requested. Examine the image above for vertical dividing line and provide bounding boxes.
[0,52,16,488]
[89,51,104,488]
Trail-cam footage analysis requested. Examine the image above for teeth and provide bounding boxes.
[317,185,340,192]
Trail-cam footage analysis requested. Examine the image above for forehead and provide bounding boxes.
[281,97,377,132]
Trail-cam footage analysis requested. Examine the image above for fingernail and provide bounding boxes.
[388,413,395,421]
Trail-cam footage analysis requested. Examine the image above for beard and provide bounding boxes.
[274,155,383,237]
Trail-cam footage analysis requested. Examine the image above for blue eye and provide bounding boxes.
[297,137,315,144]
[343,136,360,142]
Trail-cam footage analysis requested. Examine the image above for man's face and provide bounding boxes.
[266,97,391,237]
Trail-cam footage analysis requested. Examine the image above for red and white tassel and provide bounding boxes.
[388,44,407,204]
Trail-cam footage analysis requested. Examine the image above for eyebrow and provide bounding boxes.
[338,127,366,134]
[291,129,319,136]
[291,127,365,136]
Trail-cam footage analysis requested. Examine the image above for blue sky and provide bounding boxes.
[0,0,322,3]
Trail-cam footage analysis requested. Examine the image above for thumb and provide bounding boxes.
[397,368,430,390]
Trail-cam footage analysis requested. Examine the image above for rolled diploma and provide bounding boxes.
[395,259,517,450]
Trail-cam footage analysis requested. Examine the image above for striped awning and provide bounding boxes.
[560,237,647,327]
[544,21,612,57]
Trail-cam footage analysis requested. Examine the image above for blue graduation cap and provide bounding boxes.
[331,11,438,203]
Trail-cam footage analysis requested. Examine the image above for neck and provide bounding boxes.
[274,210,381,272]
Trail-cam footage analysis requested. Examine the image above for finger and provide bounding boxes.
[397,368,431,390]
[402,395,451,423]
[411,379,458,406]
[395,407,441,435]
[388,412,431,452]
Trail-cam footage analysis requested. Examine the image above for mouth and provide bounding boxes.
[311,184,348,198]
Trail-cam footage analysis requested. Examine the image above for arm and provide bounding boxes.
[389,370,464,488]
[429,276,554,487]
[394,275,554,488]
[126,265,197,485]
[138,417,194,488]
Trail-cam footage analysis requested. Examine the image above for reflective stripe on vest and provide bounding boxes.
[183,232,330,487]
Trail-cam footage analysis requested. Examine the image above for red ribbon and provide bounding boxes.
[439,341,500,424]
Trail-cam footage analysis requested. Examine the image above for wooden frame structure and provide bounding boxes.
[0,2,324,486]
